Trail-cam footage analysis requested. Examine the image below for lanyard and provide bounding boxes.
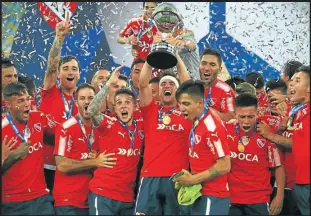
[189,107,208,149]
[157,105,177,121]
[59,87,75,119]
[118,119,137,149]
[204,87,213,107]
[137,18,153,40]
[289,103,307,118]
[131,84,139,98]
[7,112,30,142]
[234,122,257,143]
[76,115,94,152]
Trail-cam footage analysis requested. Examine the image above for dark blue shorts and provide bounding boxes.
[229,202,269,215]
[88,191,134,215]
[2,194,55,215]
[134,177,182,215]
[191,195,230,215]
[55,206,89,215]
[293,184,310,215]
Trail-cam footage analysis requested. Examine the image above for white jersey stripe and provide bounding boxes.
[57,136,67,156]
[205,197,211,215]
[214,139,225,158]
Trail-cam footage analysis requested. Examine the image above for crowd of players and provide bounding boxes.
[1,2,310,216]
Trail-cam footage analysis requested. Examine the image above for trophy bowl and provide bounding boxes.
[147,3,181,69]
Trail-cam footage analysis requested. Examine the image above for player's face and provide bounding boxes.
[130,63,143,89]
[59,59,80,90]
[93,70,110,93]
[256,87,266,99]
[6,91,31,123]
[149,82,160,102]
[267,89,283,115]
[178,93,204,121]
[235,106,258,133]
[143,2,157,19]
[75,88,95,120]
[2,66,18,89]
[159,79,178,106]
[288,72,310,105]
[114,94,136,124]
[199,54,221,87]
[108,79,127,104]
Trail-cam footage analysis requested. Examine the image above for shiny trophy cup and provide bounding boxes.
[147,3,182,69]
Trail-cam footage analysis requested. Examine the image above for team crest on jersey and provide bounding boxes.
[209,98,217,106]
[34,123,42,132]
[257,138,266,148]
[194,134,201,144]
[172,109,182,116]
[138,130,144,139]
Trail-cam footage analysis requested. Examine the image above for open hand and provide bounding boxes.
[56,11,71,38]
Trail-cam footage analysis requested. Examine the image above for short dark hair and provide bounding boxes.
[159,71,181,85]
[149,76,160,84]
[58,55,81,72]
[176,79,205,101]
[2,58,15,69]
[245,71,265,89]
[3,82,28,101]
[283,60,303,79]
[18,75,37,96]
[114,88,136,104]
[131,58,145,71]
[295,65,310,77]
[225,76,245,90]
[75,83,96,99]
[265,79,287,95]
[235,94,258,109]
[200,48,222,66]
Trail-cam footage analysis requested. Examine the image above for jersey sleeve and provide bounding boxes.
[220,88,235,113]
[119,19,136,37]
[54,124,73,157]
[205,113,230,159]
[268,142,283,168]
[91,129,100,152]
[96,114,116,134]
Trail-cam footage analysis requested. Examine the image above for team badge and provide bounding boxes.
[34,123,42,132]
[257,139,266,148]
[241,136,249,145]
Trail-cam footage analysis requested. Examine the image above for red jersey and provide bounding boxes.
[89,115,144,202]
[39,84,78,170]
[292,103,310,184]
[119,16,158,60]
[257,92,269,116]
[204,79,235,113]
[2,111,54,202]
[140,100,192,177]
[226,122,282,204]
[189,111,230,197]
[53,117,100,208]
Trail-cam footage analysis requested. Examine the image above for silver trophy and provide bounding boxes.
[147,3,183,69]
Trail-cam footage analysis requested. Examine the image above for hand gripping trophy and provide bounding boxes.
[147,3,183,69]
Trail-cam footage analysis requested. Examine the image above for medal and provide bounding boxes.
[127,148,133,157]
[24,128,31,140]
[238,143,245,152]
[89,134,94,145]
[286,117,295,130]
[241,136,249,145]
[189,148,194,157]
[163,115,171,125]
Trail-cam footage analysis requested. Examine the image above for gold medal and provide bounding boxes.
[163,115,171,125]
[238,143,245,152]
[286,117,295,130]
[241,136,249,145]
[127,148,133,157]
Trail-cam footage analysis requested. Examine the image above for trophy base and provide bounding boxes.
[147,42,177,69]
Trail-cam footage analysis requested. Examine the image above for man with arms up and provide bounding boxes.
[88,68,144,215]
[226,94,285,215]
[53,83,115,215]
[2,82,55,215]
[174,80,231,215]
[134,50,192,215]
[199,48,235,122]
[39,12,79,192]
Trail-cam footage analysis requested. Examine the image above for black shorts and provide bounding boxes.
[44,168,55,194]
[55,205,89,215]
[229,202,269,215]
[293,184,310,215]
[2,194,55,215]
[192,195,230,215]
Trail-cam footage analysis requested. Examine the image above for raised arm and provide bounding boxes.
[138,62,153,107]
[175,51,190,83]
[43,12,71,90]
[88,66,123,126]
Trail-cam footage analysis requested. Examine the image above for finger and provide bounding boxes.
[115,65,124,72]
[104,165,114,168]
[8,139,17,150]
[3,135,8,145]
[65,11,70,23]
[104,162,116,165]
[104,153,116,157]
[105,157,117,161]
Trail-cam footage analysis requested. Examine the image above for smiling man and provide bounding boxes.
[175,79,231,215]
[199,48,235,122]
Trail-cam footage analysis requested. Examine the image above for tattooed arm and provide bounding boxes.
[2,142,29,174]
[88,66,124,126]
[43,12,71,90]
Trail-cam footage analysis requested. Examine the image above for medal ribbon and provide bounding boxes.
[189,107,209,149]
[288,103,307,118]
[131,84,139,98]
[59,87,75,119]
[235,122,257,144]
[76,115,94,152]
[204,87,213,107]
[7,112,29,142]
[118,119,137,149]
[158,105,177,122]
[137,19,154,40]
